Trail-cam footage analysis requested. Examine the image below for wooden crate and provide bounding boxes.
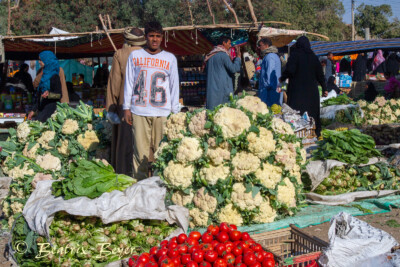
[251,225,328,267]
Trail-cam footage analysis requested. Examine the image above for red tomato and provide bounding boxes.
[134,263,146,267]
[217,232,229,243]
[224,241,234,253]
[223,253,235,266]
[158,255,168,265]
[192,250,205,263]
[263,252,274,260]
[181,254,192,265]
[234,255,242,265]
[243,252,257,266]
[145,262,158,267]
[149,246,158,255]
[202,232,213,243]
[261,258,275,267]
[178,244,188,254]
[250,244,263,253]
[241,233,250,241]
[171,257,181,266]
[160,258,175,267]
[161,240,169,247]
[189,231,202,241]
[204,250,218,263]
[214,243,226,257]
[199,261,212,267]
[243,248,253,255]
[207,225,220,236]
[240,241,251,249]
[170,237,178,244]
[235,264,246,267]
[150,255,157,263]
[213,258,228,267]
[177,233,188,244]
[211,240,220,248]
[128,258,136,267]
[219,223,231,233]
[229,231,242,242]
[188,244,201,254]
[254,252,264,263]
[168,248,180,259]
[187,261,199,267]
[138,253,150,265]
[157,248,168,261]
[247,240,256,246]
[232,246,243,257]
[200,243,214,251]
[233,241,241,247]
[250,262,261,267]
[229,225,238,230]
[186,238,199,246]
[168,242,178,250]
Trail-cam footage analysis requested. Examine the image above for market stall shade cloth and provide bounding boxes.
[311,38,400,56]
[3,30,213,59]
[258,27,305,48]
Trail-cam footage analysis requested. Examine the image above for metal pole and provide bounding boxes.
[351,0,355,41]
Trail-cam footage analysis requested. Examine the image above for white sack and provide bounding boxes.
[320,90,338,103]
[22,176,189,238]
[320,104,362,119]
[305,190,400,205]
[319,212,399,267]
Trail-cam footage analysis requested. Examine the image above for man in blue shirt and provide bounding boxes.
[258,37,281,106]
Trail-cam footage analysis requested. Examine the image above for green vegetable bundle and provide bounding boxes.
[312,129,381,164]
[11,213,176,267]
[334,107,362,126]
[321,94,356,107]
[314,162,400,195]
[52,159,136,199]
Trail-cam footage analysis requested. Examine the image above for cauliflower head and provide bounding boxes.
[164,113,187,140]
[36,153,62,171]
[232,152,260,181]
[22,143,40,159]
[171,190,194,207]
[207,137,230,149]
[236,96,269,117]
[275,142,297,171]
[374,96,386,107]
[289,164,302,184]
[214,107,251,138]
[271,117,294,135]
[300,148,307,165]
[357,100,367,108]
[37,131,56,149]
[254,199,277,223]
[163,161,194,188]
[189,208,209,228]
[61,119,79,135]
[193,188,217,213]
[231,183,263,211]
[188,110,210,137]
[154,141,169,160]
[218,204,243,226]
[277,178,296,208]
[6,163,35,179]
[57,140,70,155]
[200,164,230,185]
[207,147,231,165]
[255,162,283,189]
[247,127,276,159]
[176,137,203,163]
[17,121,30,142]
[77,131,100,151]
[10,202,24,214]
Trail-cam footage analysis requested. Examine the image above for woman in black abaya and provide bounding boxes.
[352,53,368,81]
[279,36,327,136]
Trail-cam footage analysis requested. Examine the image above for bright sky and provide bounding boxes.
[340,0,400,24]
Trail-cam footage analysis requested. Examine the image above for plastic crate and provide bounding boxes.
[251,225,328,267]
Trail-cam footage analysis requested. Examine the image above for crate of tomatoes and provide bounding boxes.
[251,225,328,267]
[127,222,276,267]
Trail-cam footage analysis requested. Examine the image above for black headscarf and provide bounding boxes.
[365,82,378,102]
[327,76,340,94]
[295,36,314,54]
[386,53,399,77]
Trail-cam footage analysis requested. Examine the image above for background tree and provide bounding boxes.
[354,4,393,39]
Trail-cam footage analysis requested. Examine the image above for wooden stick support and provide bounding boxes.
[107,14,112,30]
[186,0,195,25]
[221,0,239,25]
[98,14,117,52]
[247,0,257,25]
[206,0,216,25]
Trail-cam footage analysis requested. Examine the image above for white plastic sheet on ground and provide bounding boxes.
[319,212,400,267]
[320,104,363,120]
[22,176,189,239]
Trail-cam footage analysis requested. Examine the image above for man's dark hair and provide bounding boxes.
[327,52,333,56]
[145,21,163,35]
[217,36,231,45]
[259,37,272,47]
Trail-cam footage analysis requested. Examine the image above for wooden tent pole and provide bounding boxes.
[186,0,195,25]
[246,0,257,25]
[221,0,239,25]
[98,14,117,52]
[7,0,19,35]
[206,0,216,25]
[107,14,112,29]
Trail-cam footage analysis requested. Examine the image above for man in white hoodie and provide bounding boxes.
[123,21,180,180]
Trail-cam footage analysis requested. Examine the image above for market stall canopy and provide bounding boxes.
[311,38,400,56]
[29,27,79,42]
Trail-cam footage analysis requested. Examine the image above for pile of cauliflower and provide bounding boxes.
[358,97,400,125]
[0,102,109,229]
[154,95,306,228]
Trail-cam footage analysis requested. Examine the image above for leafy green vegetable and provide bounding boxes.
[52,159,136,199]
[322,94,356,107]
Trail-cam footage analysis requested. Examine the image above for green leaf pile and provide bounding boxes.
[321,94,356,107]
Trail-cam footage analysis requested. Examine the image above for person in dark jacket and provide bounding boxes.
[386,53,399,78]
[279,36,327,136]
[339,56,352,74]
[352,53,368,81]
[327,76,341,94]
[325,52,335,82]
[28,51,63,122]
[13,63,34,93]
[364,82,378,102]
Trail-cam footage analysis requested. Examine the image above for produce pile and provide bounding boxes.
[321,94,356,107]
[358,97,400,125]
[128,222,275,267]
[0,101,110,228]
[11,212,177,266]
[312,129,381,164]
[333,107,362,126]
[155,95,307,228]
[314,162,400,195]
[363,124,400,145]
